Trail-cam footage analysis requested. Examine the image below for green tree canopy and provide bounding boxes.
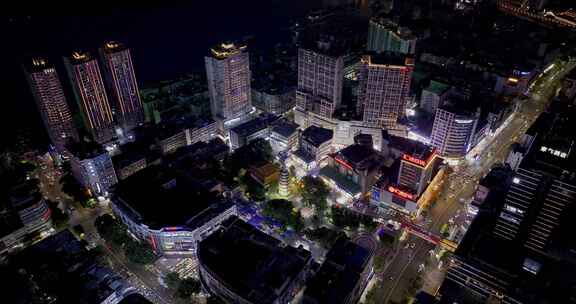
[301,176,329,214]
[177,278,201,299]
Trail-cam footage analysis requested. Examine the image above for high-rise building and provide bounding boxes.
[23,58,78,152]
[367,18,417,55]
[430,104,479,158]
[99,41,144,134]
[357,54,414,131]
[64,51,115,144]
[420,80,451,115]
[296,42,344,119]
[205,42,252,126]
[398,144,438,196]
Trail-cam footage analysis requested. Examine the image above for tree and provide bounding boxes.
[262,199,303,232]
[125,240,157,265]
[301,176,329,215]
[165,272,181,290]
[177,278,201,299]
[331,206,360,229]
[304,227,344,249]
[46,200,69,229]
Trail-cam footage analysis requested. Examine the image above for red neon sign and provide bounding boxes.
[402,149,437,167]
[388,186,414,200]
[335,157,353,170]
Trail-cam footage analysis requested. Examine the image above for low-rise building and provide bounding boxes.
[111,166,237,255]
[303,238,373,304]
[0,181,53,256]
[249,162,280,186]
[270,120,299,152]
[320,144,383,200]
[198,216,312,304]
[293,126,333,171]
[156,118,217,155]
[229,114,279,150]
[67,140,118,197]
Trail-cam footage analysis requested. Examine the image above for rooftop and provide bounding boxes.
[198,216,311,304]
[209,41,247,59]
[362,53,414,67]
[230,114,278,137]
[67,51,96,64]
[66,140,105,160]
[271,120,299,139]
[425,80,451,95]
[301,126,333,147]
[113,166,220,230]
[101,41,128,53]
[303,238,371,304]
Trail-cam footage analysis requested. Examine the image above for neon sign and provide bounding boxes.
[388,186,414,200]
[402,150,437,168]
[335,157,353,170]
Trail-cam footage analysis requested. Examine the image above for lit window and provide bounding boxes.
[513,177,520,184]
[540,146,548,152]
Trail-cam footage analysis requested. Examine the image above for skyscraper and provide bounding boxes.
[64,51,115,144]
[24,58,78,152]
[430,104,479,158]
[367,18,417,55]
[357,54,414,131]
[205,42,252,126]
[296,42,344,119]
[99,41,144,134]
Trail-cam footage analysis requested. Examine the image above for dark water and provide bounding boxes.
[0,1,322,148]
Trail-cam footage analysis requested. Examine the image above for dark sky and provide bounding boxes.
[0,1,322,148]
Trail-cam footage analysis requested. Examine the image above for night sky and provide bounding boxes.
[0,1,321,148]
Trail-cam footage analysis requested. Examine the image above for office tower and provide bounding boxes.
[205,42,252,126]
[296,42,344,119]
[23,58,78,152]
[398,144,437,196]
[430,104,479,158]
[64,51,115,144]
[68,141,117,197]
[357,54,414,131]
[438,108,576,304]
[99,41,144,134]
[420,80,451,115]
[367,18,417,55]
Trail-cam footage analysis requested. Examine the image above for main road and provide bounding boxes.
[379,57,576,303]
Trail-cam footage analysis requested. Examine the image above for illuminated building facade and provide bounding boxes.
[99,41,144,134]
[293,126,333,171]
[420,80,451,115]
[367,18,417,55]
[320,144,382,199]
[430,105,480,158]
[296,44,344,119]
[68,141,117,197]
[64,51,115,144]
[205,42,252,126]
[398,147,438,196]
[24,58,78,152]
[357,54,414,131]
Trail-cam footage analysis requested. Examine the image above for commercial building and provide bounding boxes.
[99,41,144,134]
[367,17,417,55]
[303,238,373,304]
[155,118,217,155]
[293,126,333,171]
[23,58,78,152]
[249,162,280,186]
[198,216,312,304]
[0,181,53,255]
[205,42,252,126]
[296,43,344,119]
[320,144,383,199]
[64,51,115,144]
[67,141,118,197]
[270,119,299,152]
[252,86,295,115]
[420,80,451,115]
[111,166,237,255]
[229,114,278,150]
[295,110,385,150]
[430,104,480,158]
[397,143,438,196]
[357,54,414,131]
